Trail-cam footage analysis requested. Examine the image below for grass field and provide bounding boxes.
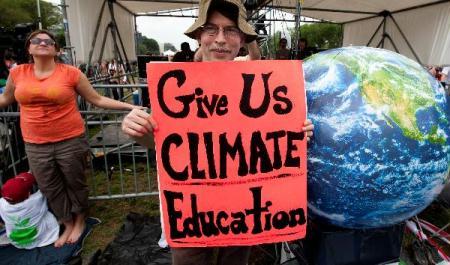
[81,196,161,263]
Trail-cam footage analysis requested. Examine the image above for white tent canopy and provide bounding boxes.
[66,0,450,65]
[67,0,136,65]
[163,49,175,56]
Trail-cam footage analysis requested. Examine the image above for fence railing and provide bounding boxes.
[0,84,158,200]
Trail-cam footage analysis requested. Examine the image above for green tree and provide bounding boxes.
[164,43,177,52]
[0,0,62,30]
[137,36,160,55]
[262,23,343,57]
[55,28,66,47]
[262,31,283,58]
[294,23,343,49]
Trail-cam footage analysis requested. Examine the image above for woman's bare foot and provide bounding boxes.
[54,219,74,247]
[67,213,85,244]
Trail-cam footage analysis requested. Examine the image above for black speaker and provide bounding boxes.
[137,55,168,108]
[137,55,168,78]
[13,23,36,64]
[304,222,404,265]
[14,23,36,41]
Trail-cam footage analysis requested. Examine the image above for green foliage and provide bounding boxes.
[261,23,342,58]
[0,0,62,30]
[294,23,343,49]
[137,36,160,55]
[163,42,177,52]
[55,28,66,47]
[261,31,283,59]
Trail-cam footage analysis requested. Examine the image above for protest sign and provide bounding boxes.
[148,60,307,246]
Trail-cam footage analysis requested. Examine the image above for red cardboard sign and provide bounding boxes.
[147,60,307,247]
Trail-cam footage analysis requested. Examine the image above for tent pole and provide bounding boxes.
[292,0,302,59]
[36,0,43,29]
[87,0,107,66]
[109,23,123,63]
[60,0,74,65]
[366,18,385,46]
[134,15,138,59]
[381,15,387,48]
[375,37,383,48]
[388,13,422,64]
[271,7,275,59]
[384,34,400,53]
[108,0,135,83]
[98,24,111,63]
[115,1,134,15]
[264,5,378,15]
[248,0,273,19]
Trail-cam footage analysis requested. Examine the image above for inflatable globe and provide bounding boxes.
[304,47,450,228]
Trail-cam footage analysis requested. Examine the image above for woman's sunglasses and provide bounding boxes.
[30,38,55,46]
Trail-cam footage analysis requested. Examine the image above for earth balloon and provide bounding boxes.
[304,47,450,228]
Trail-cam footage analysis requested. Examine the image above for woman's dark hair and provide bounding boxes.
[25,29,60,62]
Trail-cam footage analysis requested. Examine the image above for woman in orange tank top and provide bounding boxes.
[0,30,142,247]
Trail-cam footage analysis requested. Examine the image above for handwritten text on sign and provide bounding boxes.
[148,60,307,247]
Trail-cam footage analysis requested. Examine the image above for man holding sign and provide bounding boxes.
[122,0,313,264]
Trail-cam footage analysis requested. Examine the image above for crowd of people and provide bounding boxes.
[274,37,317,60]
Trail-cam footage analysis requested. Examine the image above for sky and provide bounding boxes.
[136,16,198,50]
[44,0,296,52]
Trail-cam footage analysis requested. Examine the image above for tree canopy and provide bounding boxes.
[262,22,342,58]
[296,23,343,49]
[0,0,61,30]
[164,43,177,52]
[137,35,160,55]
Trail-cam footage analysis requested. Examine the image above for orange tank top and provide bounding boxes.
[10,64,85,143]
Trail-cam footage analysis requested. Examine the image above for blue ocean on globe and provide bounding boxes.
[304,46,450,228]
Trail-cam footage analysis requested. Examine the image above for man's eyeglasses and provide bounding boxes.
[30,38,55,46]
[200,24,242,39]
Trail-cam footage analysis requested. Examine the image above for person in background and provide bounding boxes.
[57,48,71,65]
[275,37,290,60]
[108,59,123,100]
[173,42,195,62]
[3,50,18,70]
[118,63,128,85]
[0,172,59,249]
[441,66,449,89]
[121,0,313,264]
[296,38,316,60]
[0,29,142,247]
[427,65,437,77]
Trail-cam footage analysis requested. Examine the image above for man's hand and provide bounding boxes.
[122,108,157,137]
[303,119,314,142]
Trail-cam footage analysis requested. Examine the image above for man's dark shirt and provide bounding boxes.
[172,51,195,62]
[296,47,317,60]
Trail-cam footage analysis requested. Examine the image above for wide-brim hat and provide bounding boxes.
[185,0,257,43]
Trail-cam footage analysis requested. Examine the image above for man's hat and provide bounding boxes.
[1,172,36,204]
[185,0,257,43]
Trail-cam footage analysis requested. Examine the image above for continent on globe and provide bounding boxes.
[304,46,450,228]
